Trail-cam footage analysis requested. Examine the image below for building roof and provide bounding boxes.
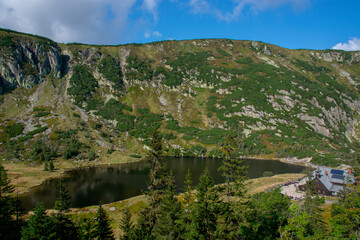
[311,166,355,193]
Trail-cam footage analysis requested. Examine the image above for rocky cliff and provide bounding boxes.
[1,29,360,167]
[0,29,62,93]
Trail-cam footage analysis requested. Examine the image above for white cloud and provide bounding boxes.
[144,30,162,38]
[332,38,360,51]
[142,0,161,21]
[0,0,162,45]
[188,0,309,21]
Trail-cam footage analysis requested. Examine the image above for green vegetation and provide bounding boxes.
[126,55,153,81]
[67,65,98,106]
[98,55,123,89]
[34,111,50,118]
[6,123,24,138]
[96,98,132,120]
[0,35,16,48]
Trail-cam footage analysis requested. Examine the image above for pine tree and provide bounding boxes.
[95,205,114,240]
[21,202,57,240]
[54,178,71,213]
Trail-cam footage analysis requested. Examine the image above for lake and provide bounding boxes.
[20,157,305,210]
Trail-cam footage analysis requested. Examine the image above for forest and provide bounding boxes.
[1,131,359,240]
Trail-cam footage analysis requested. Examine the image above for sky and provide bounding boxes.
[0,0,359,50]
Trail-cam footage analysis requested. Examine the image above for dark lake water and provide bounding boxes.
[20,157,305,210]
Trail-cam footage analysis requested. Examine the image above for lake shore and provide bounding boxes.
[3,151,310,196]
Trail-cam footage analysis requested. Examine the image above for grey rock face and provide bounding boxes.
[0,40,62,93]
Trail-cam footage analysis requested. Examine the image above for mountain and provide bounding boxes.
[1,28,360,167]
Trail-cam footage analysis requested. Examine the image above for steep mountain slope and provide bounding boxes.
[1,28,360,166]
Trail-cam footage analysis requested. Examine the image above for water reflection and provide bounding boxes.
[21,157,305,210]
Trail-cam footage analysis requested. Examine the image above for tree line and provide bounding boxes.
[1,130,359,239]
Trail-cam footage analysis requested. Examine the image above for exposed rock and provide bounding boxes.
[0,38,62,93]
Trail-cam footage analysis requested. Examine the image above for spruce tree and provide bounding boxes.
[0,164,22,240]
[142,130,177,236]
[219,135,248,202]
[52,213,79,240]
[54,178,71,213]
[119,208,134,240]
[49,160,54,172]
[95,205,114,240]
[187,168,220,240]
[44,161,49,171]
[152,170,182,239]
[21,202,57,240]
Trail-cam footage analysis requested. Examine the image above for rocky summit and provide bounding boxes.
[1,28,360,166]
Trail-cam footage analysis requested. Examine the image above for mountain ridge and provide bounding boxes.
[1,28,360,167]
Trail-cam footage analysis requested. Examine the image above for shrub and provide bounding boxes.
[116,114,135,132]
[98,55,123,89]
[88,150,96,161]
[67,65,98,106]
[6,123,24,138]
[35,111,50,117]
[263,171,274,177]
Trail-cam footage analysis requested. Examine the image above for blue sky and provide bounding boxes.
[0,0,359,50]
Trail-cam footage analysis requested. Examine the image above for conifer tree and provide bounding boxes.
[152,170,182,239]
[44,161,49,171]
[219,135,248,202]
[183,169,193,212]
[21,202,57,240]
[140,130,177,237]
[119,208,134,240]
[49,160,54,172]
[187,168,220,239]
[54,178,71,213]
[0,164,22,240]
[52,213,79,240]
[95,205,114,240]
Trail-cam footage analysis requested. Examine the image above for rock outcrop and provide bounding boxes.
[0,35,62,93]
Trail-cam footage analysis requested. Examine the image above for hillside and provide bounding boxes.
[1,28,360,166]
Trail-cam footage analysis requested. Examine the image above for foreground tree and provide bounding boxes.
[243,188,291,240]
[329,178,360,238]
[119,208,134,240]
[219,135,248,202]
[54,178,71,213]
[21,202,57,240]
[186,168,221,240]
[281,173,326,239]
[95,205,114,240]
[0,164,24,240]
[135,130,179,239]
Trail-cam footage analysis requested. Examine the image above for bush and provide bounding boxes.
[263,171,274,177]
[117,114,135,132]
[35,111,50,117]
[0,35,16,48]
[88,150,96,161]
[67,65,98,106]
[6,123,24,138]
[96,98,132,120]
[130,154,141,158]
[98,55,123,89]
